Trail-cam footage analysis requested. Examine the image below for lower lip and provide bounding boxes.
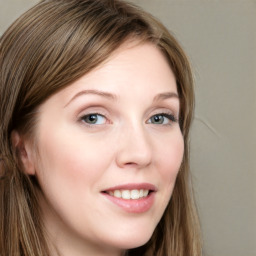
[102,192,155,213]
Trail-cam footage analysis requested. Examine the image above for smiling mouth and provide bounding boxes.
[103,189,153,200]
[101,184,156,213]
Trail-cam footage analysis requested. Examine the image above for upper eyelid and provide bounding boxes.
[75,104,179,120]
[77,106,110,118]
[80,112,106,118]
[148,108,179,119]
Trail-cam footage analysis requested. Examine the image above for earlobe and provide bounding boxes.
[11,130,36,175]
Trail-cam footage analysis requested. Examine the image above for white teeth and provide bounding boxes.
[107,189,150,199]
[131,190,140,199]
[122,190,131,199]
[113,190,122,198]
[143,190,149,197]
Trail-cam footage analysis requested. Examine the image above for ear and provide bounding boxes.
[11,130,36,175]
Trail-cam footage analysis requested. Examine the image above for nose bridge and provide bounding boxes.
[116,119,153,168]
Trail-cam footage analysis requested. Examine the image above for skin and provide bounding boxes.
[16,41,184,256]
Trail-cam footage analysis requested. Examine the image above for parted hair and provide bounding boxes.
[0,0,202,255]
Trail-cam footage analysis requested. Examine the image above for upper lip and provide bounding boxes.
[102,183,157,192]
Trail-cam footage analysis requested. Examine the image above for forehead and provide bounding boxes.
[39,41,178,112]
[62,41,177,96]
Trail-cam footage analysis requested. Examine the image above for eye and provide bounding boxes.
[81,113,107,125]
[147,113,177,125]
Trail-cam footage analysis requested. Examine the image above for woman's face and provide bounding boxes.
[24,42,184,255]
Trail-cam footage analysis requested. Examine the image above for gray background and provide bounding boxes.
[0,0,255,256]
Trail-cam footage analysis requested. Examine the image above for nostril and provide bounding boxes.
[124,162,137,167]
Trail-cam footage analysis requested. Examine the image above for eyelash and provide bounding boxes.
[79,112,178,128]
[80,113,109,127]
[147,113,178,125]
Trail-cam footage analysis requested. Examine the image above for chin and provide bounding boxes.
[109,228,154,250]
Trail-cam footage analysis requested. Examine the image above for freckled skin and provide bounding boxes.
[25,42,184,256]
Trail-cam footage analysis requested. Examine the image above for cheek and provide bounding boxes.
[33,130,116,230]
[156,132,184,189]
[35,129,114,191]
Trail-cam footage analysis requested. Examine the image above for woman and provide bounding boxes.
[0,0,201,255]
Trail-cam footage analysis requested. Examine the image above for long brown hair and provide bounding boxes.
[0,0,201,255]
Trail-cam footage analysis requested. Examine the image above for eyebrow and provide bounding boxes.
[64,89,117,107]
[153,92,179,102]
[64,89,179,107]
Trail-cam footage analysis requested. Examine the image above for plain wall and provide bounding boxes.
[0,1,255,256]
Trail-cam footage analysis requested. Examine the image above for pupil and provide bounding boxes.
[88,114,97,123]
[153,115,163,123]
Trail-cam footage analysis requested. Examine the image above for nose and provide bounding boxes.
[115,124,153,169]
